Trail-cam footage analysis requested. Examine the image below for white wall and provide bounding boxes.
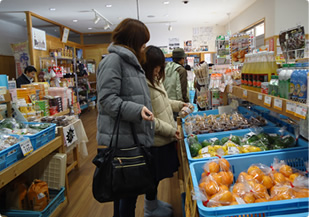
[226,0,309,37]
[147,23,226,52]
[0,20,28,56]
[274,0,309,34]
[226,0,276,37]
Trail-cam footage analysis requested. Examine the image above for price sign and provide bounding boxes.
[0,94,4,101]
[295,104,308,119]
[243,90,248,98]
[274,98,282,111]
[229,85,233,93]
[228,146,240,155]
[258,94,262,100]
[264,96,272,107]
[19,138,33,156]
[286,102,296,115]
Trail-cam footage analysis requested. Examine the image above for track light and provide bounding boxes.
[92,9,113,28]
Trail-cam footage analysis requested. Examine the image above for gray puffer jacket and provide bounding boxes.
[96,44,154,148]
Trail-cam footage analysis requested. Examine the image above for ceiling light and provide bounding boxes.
[163,1,170,4]
[118,17,123,20]
[88,27,93,30]
[147,15,155,18]
[94,16,101,24]
[105,4,112,7]
[164,14,169,17]
[73,19,78,22]
[104,23,111,30]
[168,24,172,31]
[49,8,56,11]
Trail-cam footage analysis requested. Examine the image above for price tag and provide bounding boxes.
[286,101,296,115]
[258,94,262,100]
[19,138,33,156]
[295,104,308,119]
[264,96,272,107]
[229,85,233,93]
[202,153,211,158]
[243,90,248,98]
[0,94,4,101]
[274,98,282,111]
[200,146,209,154]
[228,146,240,155]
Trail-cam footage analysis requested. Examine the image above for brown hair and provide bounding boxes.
[142,45,165,87]
[112,18,150,64]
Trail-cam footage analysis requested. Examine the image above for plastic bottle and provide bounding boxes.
[298,62,308,103]
[278,64,287,98]
[291,63,301,101]
[287,63,295,100]
[268,51,278,76]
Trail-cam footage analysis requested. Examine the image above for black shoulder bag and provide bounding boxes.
[92,104,155,203]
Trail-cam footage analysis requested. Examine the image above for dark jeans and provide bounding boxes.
[113,196,138,217]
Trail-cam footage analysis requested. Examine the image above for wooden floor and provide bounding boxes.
[59,109,184,217]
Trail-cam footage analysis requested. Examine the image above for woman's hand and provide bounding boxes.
[183,103,189,108]
[141,106,154,121]
[174,130,182,140]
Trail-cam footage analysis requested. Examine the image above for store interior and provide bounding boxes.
[0,0,309,217]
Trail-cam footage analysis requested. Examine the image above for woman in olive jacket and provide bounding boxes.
[96,18,154,217]
[142,45,187,217]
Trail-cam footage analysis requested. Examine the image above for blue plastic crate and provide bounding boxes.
[22,123,56,150]
[190,149,309,217]
[185,127,309,164]
[182,106,276,137]
[0,135,25,171]
[3,187,65,217]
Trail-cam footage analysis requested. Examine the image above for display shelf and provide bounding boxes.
[229,85,308,121]
[80,104,88,110]
[0,136,62,188]
[52,109,70,117]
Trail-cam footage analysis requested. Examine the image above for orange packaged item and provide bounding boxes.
[27,179,49,211]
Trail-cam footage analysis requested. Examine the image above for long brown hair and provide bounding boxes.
[142,45,165,87]
[112,18,150,64]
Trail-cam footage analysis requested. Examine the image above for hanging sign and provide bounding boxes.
[274,98,282,111]
[286,102,296,115]
[10,41,31,77]
[264,96,272,107]
[63,124,77,147]
[295,104,308,119]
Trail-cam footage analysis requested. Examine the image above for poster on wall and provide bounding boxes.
[184,40,192,52]
[230,34,251,65]
[32,27,47,51]
[10,41,31,77]
[168,37,180,52]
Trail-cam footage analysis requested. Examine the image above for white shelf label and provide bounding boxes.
[274,98,282,111]
[229,85,233,93]
[286,102,296,115]
[295,104,308,119]
[243,90,248,98]
[264,96,272,107]
[0,94,4,101]
[258,94,262,100]
[20,138,33,156]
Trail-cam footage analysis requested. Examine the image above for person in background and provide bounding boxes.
[96,18,154,217]
[163,48,189,103]
[16,66,37,88]
[142,45,186,217]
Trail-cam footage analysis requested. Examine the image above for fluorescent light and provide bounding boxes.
[163,1,170,4]
[88,27,93,30]
[147,15,155,18]
[105,4,112,7]
[104,24,111,30]
[49,8,56,11]
[73,19,78,22]
[168,24,172,31]
[94,16,101,24]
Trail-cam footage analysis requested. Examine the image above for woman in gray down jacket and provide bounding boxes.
[96,18,154,217]
[142,45,187,217]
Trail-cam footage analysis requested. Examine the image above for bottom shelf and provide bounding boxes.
[80,104,88,110]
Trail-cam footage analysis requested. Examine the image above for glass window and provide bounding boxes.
[255,23,265,36]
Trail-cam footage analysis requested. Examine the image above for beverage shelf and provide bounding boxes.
[229,85,308,121]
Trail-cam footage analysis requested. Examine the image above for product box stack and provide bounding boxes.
[16,88,36,103]
[21,83,46,100]
[48,87,68,111]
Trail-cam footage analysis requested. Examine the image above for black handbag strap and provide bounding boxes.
[109,103,142,148]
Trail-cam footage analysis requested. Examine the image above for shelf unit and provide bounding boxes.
[0,90,12,118]
[229,85,309,121]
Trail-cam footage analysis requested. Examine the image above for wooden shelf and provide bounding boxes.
[229,85,309,121]
[52,109,70,117]
[0,136,62,188]
[49,197,68,217]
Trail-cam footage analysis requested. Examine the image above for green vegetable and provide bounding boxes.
[282,136,296,148]
[201,140,212,148]
[213,139,221,146]
[231,135,241,145]
[190,143,202,157]
[220,137,229,145]
[247,135,259,144]
[187,134,198,145]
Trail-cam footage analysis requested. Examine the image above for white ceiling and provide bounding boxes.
[0,0,256,33]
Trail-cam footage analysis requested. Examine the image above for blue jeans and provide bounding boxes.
[113,196,138,217]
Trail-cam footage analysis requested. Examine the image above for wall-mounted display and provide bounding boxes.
[32,27,47,51]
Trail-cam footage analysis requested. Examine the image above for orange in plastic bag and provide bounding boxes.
[27,179,49,211]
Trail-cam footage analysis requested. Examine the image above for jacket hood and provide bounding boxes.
[146,79,167,97]
[108,43,143,71]
[165,62,181,76]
